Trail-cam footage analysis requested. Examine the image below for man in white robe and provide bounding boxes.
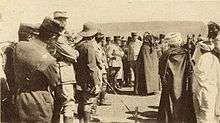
[193,39,220,123]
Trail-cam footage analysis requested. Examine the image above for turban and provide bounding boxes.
[197,39,215,51]
[164,32,184,47]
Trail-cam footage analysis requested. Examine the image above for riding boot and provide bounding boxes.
[63,116,74,123]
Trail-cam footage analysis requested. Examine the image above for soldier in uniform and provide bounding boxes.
[127,32,143,91]
[51,11,79,123]
[120,36,130,87]
[95,32,109,105]
[107,36,124,89]
[5,17,62,123]
[74,22,101,123]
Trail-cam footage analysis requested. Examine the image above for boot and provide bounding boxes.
[63,116,74,123]
[84,111,91,123]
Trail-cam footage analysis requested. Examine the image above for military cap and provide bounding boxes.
[18,23,40,41]
[121,36,127,42]
[53,11,68,19]
[114,36,121,41]
[106,37,113,42]
[131,32,138,37]
[40,16,64,34]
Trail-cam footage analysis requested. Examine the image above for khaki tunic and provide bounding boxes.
[12,40,59,123]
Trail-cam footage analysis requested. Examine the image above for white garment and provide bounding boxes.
[193,50,220,123]
[128,39,142,61]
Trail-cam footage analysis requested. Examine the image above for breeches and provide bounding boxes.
[54,84,76,117]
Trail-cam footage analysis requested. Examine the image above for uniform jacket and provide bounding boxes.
[106,43,124,68]
[8,39,60,123]
[128,39,143,62]
[75,39,100,91]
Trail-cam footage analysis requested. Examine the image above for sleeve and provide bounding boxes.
[42,62,60,90]
[54,37,79,62]
[87,46,100,86]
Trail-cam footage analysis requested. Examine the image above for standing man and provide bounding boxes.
[127,32,142,92]
[157,32,196,123]
[107,36,124,89]
[74,22,101,123]
[95,32,109,105]
[6,17,62,123]
[120,37,130,87]
[52,11,79,123]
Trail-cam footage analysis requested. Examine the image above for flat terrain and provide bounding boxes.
[69,87,161,123]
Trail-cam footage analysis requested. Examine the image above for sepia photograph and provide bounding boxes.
[0,0,220,123]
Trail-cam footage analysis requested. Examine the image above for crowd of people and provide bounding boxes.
[0,11,220,123]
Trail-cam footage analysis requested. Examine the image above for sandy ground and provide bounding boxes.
[68,87,161,123]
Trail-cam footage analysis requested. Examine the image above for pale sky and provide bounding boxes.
[1,0,220,41]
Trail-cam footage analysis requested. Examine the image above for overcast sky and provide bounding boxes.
[1,0,220,41]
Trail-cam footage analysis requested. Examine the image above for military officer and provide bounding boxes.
[107,36,124,89]
[52,11,79,123]
[6,17,62,123]
[74,22,101,123]
[127,32,143,90]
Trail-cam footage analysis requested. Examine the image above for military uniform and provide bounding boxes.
[51,11,79,123]
[75,38,101,122]
[50,34,79,123]
[107,40,124,88]
[128,33,142,87]
[10,39,59,123]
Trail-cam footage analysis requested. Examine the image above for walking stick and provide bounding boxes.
[103,80,138,121]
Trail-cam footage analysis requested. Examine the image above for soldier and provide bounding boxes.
[120,36,130,87]
[95,32,109,105]
[51,11,79,123]
[127,32,142,91]
[107,36,124,89]
[74,22,101,123]
[5,17,62,123]
[18,23,40,41]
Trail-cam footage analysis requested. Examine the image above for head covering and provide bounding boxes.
[40,16,64,34]
[121,36,127,42]
[164,32,184,47]
[131,32,138,37]
[96,32,104,38]
[106,37,113,42]
[78,22,98,37]
[159,34,165,40]
[197,39,215,51]
[18,23,40,41]
[114,36,121,41]
[53,11,68,19]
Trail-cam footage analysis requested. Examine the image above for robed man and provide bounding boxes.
[135,33,160,95]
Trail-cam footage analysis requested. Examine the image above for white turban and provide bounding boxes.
[197,40,215,51]
[164,32,184,47]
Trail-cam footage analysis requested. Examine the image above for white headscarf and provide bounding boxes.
[164,32,184,47]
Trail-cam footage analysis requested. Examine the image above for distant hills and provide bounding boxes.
[98,21,207,38]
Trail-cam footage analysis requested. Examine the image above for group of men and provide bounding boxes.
[157,22,220,123]
[0,11,161,123]
[0,10,220,123]
[0,11,109,123]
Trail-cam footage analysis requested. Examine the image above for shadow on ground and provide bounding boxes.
[148,106,159,109]
[126,110,158,123]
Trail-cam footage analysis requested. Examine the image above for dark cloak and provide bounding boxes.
[157,47,196,123]
[135,42,160,95]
